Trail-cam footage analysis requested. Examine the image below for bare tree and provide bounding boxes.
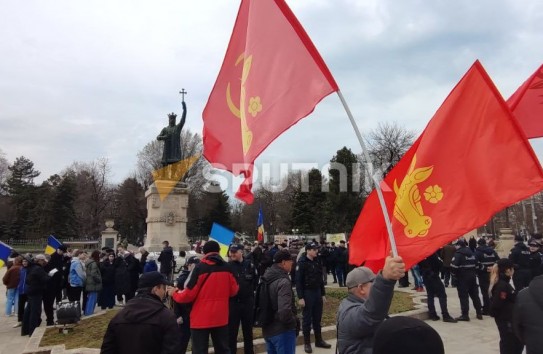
[0,148,9,195]
[365,121,416,177]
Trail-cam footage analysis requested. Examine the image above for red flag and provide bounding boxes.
[349,61,543,271]
[202,0,338,203]
[507,64,543,139]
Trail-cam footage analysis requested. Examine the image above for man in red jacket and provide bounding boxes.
[169,240,239,354]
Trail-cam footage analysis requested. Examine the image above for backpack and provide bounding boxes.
[253,278,275,327]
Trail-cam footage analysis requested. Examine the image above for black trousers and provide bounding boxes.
[22,294,42,336]
[477,271,491,311]
[302,289,323,337]
[18,293,28,322]
[423,275,450,316]
[495,319,524,354]
[179,314,191,354]
[191,325,230,354]
[68,286,83,303]
[456,273,482,316]
[228,299,255,354]
[43,288,57,324]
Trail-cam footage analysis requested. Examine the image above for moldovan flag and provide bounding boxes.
[209,222,236,258]
[203,0,338,204]
[257,207,264,242]
[0,241,12,268]
[507,64,543,139]
[45,235,62,255]
[349,61,543,271]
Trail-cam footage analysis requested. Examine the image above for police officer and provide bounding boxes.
[451,239,483,321]
[508,235,532,291]
[296,244,331,353]
[474,238,499,315]
[228,244,257,354]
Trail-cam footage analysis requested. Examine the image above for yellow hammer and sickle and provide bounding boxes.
[226,53,253,155]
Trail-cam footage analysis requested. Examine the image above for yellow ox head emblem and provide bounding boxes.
[393,154,443,238]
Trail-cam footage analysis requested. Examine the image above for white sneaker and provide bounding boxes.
[13,322,22,328]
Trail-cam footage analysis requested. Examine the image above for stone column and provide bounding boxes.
[496,227,514,258]
[101,218,119,249]
[144,180,190,252]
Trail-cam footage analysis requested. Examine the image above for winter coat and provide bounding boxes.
[85,259,102,292]
[171,252,238,329]
[261,263,297,339]
[25,263,49,296]
[490,274,516,321]
[69,259,86,288]
[100,260,116,286]
[440,244,456,267]
[513,275,543,354]
[114,255,133,295]
[45,251,65,291]
[158,246,174,274]
[337,273,397,354]
[101,292,182,354]
[3,264,21,289]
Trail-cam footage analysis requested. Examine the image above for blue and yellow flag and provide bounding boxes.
[209,222,235,258]
[0,241,12,268]
[45,235,62,255]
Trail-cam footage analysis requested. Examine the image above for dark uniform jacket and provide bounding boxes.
[229,258,256,302]
[101,292,181,354]
[451,246,478,277]
[509,242,531,270]
[261,264,297,338]
[513,275,543,354]
[296,255,325,299]
[475,245,499,274]
[489,274,516,321]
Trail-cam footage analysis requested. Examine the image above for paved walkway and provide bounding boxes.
[0,268,510,354]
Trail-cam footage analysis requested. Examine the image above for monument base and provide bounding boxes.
[144,180,190,252]
[496,227,514,258]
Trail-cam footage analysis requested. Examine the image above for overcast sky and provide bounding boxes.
[1,0,542,194]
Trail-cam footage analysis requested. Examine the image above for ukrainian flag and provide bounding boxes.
[45,235,62,255]
[0,241,12,268]
[209,222,235,258]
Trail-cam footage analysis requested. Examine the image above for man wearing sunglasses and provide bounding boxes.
[336,255,405,354]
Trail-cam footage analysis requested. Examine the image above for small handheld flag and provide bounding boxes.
[45,235,62,255]
[209,223,236,258]
[0,241,12,268]
[257,208,264,243]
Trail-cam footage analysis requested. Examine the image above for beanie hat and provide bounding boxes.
[202,240,221,254]
[373,316,444,354]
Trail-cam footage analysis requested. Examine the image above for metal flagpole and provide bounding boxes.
[336,90,399,257]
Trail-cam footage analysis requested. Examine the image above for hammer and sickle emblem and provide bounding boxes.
[392,154,443,238]
[226,53,262,155]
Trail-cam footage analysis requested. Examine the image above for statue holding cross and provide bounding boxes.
[157,89,188,168]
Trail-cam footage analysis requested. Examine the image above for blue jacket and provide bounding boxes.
[17,267,28,294]
[144,260,158,273]
[69,259,86,287]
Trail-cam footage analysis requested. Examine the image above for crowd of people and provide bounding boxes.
[2,234,543,354]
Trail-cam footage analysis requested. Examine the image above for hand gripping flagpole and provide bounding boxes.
[336,90,399,257]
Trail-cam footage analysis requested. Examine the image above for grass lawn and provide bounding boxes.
[40,289,415,350]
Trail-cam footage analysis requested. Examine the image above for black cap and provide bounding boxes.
[229,244,244,252]
[528,238,540,247]
[58,245,68,252]
[138,271,172,288]
[273,249,293,263]
[203,240,220,254]
[305,243,318,251]
[477,238,486,245]
[456,239,466,246]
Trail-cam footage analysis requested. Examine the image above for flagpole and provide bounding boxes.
[336,90,399,257]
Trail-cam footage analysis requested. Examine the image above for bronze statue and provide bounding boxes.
[157,101,186,167]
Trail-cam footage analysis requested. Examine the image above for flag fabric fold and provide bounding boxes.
[507,64,543,139]
[45,235,62,255]
[350,61,543,271]
[203,0,338,203]
[257,207,264,242]
[0,241,12,268]
[209,222,236,258]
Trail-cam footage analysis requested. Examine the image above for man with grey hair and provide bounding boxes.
[336,255,405,354]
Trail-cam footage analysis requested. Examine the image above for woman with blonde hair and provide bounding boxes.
[489,258,524,354]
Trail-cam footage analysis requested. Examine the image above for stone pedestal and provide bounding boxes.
[101,219,119,249]
[144,180,190,252]
[496,227,514,258]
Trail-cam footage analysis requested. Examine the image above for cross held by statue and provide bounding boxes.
[179,88,187,102]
